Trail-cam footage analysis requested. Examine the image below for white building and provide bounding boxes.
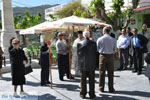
[138,0,150,7]
[129,0,150,30]
[81,0,91,8]
[45,3,68,21]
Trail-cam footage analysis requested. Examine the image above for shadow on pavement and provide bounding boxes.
[2,77,12,81]
[97,94,138,100]
[64,78,81,83]
[95,73,120,78]
[53,89,73,100]
[26,81,40,87]
[53,83,80,92]
[116,91,150,98]
[38,93,61,100]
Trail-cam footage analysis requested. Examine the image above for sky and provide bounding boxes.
[0,0,73,8]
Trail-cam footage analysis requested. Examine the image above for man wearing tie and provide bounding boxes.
[130,28,148,75]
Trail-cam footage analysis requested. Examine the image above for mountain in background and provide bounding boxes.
[0,4,59,20]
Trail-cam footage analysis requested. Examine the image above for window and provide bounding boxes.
[143,14,150,28]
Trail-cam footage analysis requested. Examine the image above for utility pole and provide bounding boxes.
[1,0,16,58]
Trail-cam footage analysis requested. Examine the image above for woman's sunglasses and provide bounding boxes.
[13,42,19,45]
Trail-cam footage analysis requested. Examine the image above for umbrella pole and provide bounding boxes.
[72,26,74,41]
[49,47,53,88]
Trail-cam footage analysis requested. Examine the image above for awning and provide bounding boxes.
[134,6,150,12]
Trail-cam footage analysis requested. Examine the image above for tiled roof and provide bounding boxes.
[134,6,150,12]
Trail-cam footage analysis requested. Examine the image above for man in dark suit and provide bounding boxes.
[130,28,148,75]
[108,26,115,38]
[77,30,97,99]
[126,27,133,37]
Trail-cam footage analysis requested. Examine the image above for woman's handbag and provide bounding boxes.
[25,62,33,75]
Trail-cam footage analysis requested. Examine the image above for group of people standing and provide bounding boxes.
[0,23,150,98]
[69,24,150,99]
[117,24,149,75]
[68,27,116,99]
[39,32,75,86]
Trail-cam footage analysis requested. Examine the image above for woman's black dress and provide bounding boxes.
[39,43,50,85]
[10,48,27,85]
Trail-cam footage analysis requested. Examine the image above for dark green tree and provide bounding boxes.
[49,14,56,21]
[14,12,43,29]
[14,14,22,29]
[13,12,43,46]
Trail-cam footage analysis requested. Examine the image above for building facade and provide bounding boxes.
[129,0,150,30]
[45,3,68,21]
[82,0,150,30]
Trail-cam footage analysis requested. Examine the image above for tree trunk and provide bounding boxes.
[22,35,26,46]
[94,0,140,31]
[123,0,140,28]
[123,14,131,28]
[113,12,120,31]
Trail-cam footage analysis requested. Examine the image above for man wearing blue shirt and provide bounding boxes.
[117,28,130,70]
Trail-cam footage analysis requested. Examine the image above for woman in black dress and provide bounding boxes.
[10,38,27,94]
[39,42,50,86]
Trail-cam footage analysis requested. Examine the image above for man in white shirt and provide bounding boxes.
[71,31,84,76]
[117,28,130,70]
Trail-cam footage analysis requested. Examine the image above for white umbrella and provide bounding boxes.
[20,16,110,35]
[19,21,73,35]
[19,21,51,34]
[38,16,110,40]
[39,16,109,32]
